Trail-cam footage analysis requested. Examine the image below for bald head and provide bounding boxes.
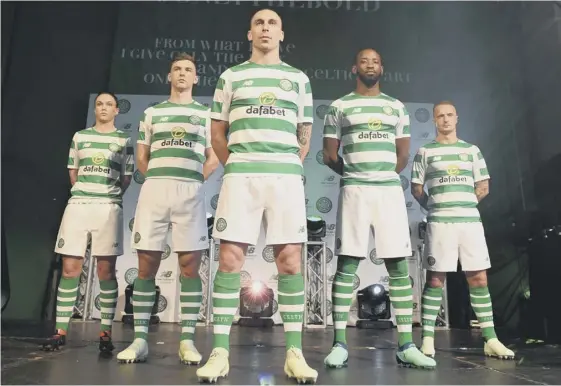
[250,8,282,28]
[248,8,284,54]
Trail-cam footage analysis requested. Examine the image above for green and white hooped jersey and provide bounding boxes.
[323,92,410,187]
[411,139,490,223]
[67,127,134,202]
[211,61,313,176]
[138,100,211,183]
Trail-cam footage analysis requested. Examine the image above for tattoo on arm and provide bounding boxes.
[475,180,490,202]
[297,123,312,146]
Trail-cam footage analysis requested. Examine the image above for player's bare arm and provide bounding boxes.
[411,183,429,211]
[69,169,78,186]
[211,119,230,166]
[136,144,150,175]
[297,122,312,162]
[203,147,220,181]
[322,137,343,176]
[475,179,489,202]
[395,137,410,174]
[121,175,132,193]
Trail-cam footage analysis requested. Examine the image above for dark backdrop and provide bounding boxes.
[2,1,560,332]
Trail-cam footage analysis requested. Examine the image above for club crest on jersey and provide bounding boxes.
[189,115,201,125]
[459,153,469,162]
[279,79,293,92]
[171,127,186,139]
[368,118,382,130]
[383,106,394,115]
[109,143,121,153]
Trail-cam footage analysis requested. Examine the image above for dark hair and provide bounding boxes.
[170,52,196,69]
[95,91,118,105]
[354,48,383,65]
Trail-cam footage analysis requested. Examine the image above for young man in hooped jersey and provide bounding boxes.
[117,53,219,364]
[411,101,515,361]
[44,92,134,352]
[196,8,318,384]
[322,48,436,370]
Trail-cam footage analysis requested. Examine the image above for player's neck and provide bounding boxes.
[168,89,193,105]
[249,49,281,65]
[355,82,381,97]
[436,133,458,144]
[94,122,116,133]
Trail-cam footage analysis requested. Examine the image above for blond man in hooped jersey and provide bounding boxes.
[117,53,219,364]
[196,8,317,384]
[44,92,134,353]
[411,100,515,361]
[322,48,436,370]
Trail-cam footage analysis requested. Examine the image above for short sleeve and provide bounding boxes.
[138,109,152,146]
[323,102,342,140]
[472,146,490,182]
[395,102,411,139]
[298,73,314,124]
[211,71,232,122]
[67,133,79,169]
[123,137,135,176]
[411,147,426,185]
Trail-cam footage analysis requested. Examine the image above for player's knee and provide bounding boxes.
[274,244,302,275]
[137,250,162,279]
[465,270,487,287]
[426,271,446,288]
[178,251,202,278]
[218,241,246,273]
[62,256,83,278]
[96,257,116,281]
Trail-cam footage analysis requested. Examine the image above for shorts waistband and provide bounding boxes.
[68,197,121,206]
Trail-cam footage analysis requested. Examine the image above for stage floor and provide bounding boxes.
[2,321,560,385]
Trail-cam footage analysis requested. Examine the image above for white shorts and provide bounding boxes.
[131,179,208,253]
[335,185,412,259]
[54,200,123,257]
[423,222,491,272]
[213,175,307,245]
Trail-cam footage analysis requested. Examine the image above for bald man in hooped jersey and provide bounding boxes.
[196,8,318,385]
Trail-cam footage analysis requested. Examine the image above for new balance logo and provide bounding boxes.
[243,80,254,86]
[84,143,91,148]
[160,117,169,122]
[352,108,362,113]
[200,236,207,242]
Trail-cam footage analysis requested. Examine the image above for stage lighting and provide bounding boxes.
[122,283,161,325]
[356,284,392,329]
[307,216,326,241]
[239,280,275,327]
[207,212,214,238]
